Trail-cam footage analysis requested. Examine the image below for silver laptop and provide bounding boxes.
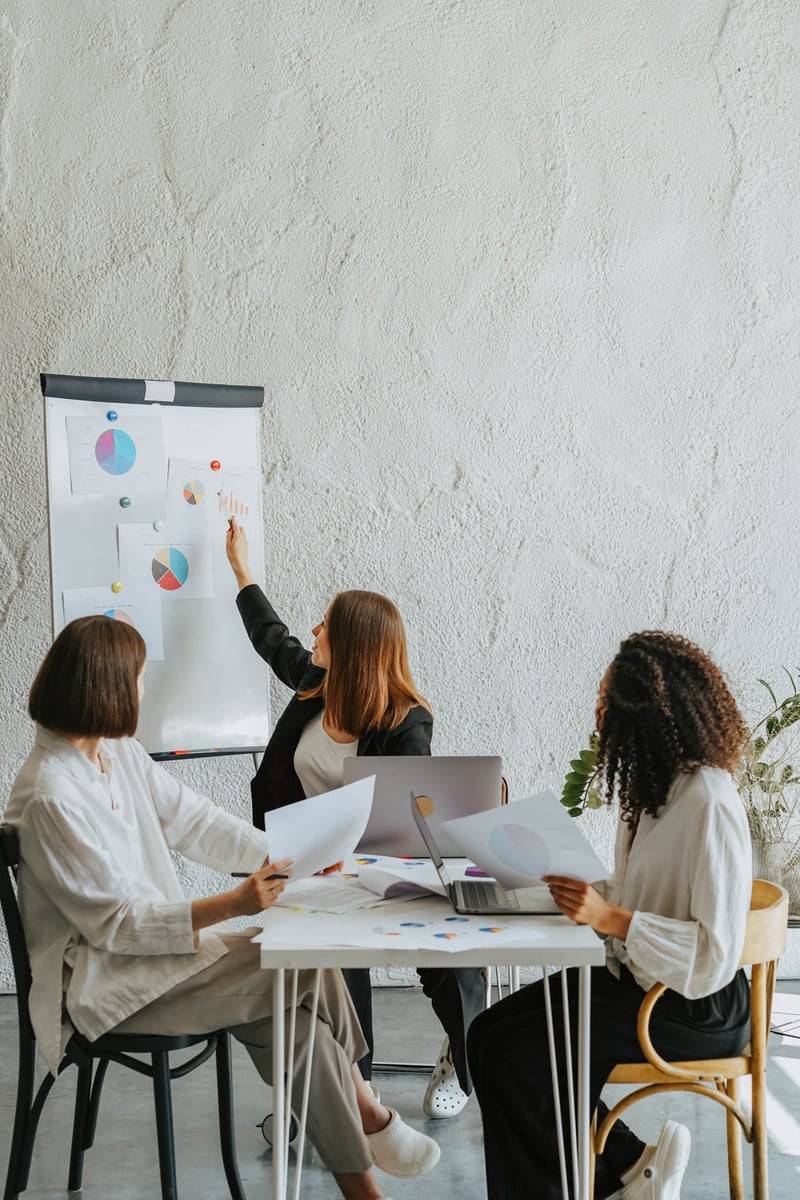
[343,755,503,856]
[411,792,559,916]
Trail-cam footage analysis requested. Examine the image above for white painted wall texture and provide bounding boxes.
[1,0,799,989]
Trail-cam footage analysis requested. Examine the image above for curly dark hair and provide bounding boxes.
[597,631,747,824]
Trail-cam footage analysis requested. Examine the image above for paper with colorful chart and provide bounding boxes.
[66,416,166,495]
[117,522,213,601]
[437,791,610,889]
[255,907,547,951]
[165,458,216,527]
[62,585,165,661]
[274,853,472,913]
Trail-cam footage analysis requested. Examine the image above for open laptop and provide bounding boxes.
[343,755,503,856]
[411,792,559,915]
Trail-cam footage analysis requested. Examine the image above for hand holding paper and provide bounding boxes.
[262,777,375,881]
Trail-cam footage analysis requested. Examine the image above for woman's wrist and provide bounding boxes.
[191,889,240,932]
[233,568,256,591]
[598,903,633,942]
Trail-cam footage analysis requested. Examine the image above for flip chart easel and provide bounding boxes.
[41,372,270,759]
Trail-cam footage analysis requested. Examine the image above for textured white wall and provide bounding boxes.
[1,0,799,989]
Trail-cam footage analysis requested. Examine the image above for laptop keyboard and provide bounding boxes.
[455,880,517,911]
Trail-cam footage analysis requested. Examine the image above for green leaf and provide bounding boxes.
[753,737,766,754]
[781,665,797,694]
[569,759,587,773]
[759,679,779,708]
[567,806,584,819]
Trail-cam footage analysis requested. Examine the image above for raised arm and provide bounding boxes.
[226,516,314,691]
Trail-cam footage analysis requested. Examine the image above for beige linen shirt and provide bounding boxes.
[602,766,752,1000]
[6,726,270,1074]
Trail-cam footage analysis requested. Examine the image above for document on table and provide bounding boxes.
[273,854,465,913]
[437,791,610,890]
[254,905,549,951]
[262,777,375,881]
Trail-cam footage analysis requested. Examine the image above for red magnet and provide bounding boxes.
[210,459,221,471]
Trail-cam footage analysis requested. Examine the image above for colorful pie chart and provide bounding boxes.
[489,823,550,877]
[151,546,189,591]
[95,429,136,475]
[183,480,205,506]
[103,609,134,625]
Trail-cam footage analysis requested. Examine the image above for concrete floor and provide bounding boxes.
[1,984,799,1199]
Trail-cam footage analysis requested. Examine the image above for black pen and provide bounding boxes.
[231,871,290,879]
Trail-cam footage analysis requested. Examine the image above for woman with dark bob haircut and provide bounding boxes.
[8,616,440,1198]
[467,631,752,1200]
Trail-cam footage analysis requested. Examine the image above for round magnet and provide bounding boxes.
[111,581,123,594]
[153,519,164,531]
[106,410,118,421]
[119,496,131,508]
[210,459,221,471]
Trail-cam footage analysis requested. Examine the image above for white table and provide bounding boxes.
[259,897,605,1200]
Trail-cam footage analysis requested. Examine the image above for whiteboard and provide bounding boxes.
[42,373,270,758]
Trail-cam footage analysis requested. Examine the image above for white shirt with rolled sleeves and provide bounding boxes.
[600,767,752,1000]
[6,725,270,1074]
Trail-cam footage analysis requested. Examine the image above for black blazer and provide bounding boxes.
[236,585,433,829]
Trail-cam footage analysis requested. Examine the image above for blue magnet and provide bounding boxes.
[119,496,131,508]
[106,410,118,421]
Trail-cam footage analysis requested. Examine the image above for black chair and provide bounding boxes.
[0,824,246,1200]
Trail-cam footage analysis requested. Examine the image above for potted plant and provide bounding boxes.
[560,672,800,918]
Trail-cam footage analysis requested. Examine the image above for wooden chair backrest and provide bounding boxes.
[739,880,788,967]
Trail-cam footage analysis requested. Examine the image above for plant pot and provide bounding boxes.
[751,840,785,887]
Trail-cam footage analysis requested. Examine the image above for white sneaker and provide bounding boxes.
[622,1121,691,1199]
[366,1108,441,1178]
[422,1038,469,1119]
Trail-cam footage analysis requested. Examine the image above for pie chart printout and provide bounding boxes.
[151,547,189,592]
[103,609,134,625]
[489,823,550,878]
[183,480,205,506]
[95,429,136,475]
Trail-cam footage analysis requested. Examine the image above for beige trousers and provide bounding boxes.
[111,931,372,1173]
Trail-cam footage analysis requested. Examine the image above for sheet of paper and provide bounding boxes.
[437,791,610,889]
[62,585,165,661]
[117,522,213,601]
[356,855,447,899]
[274,875,383,913]
[66,415,166,495]
[165,457,216,528]
[254,906,395,949]
[253,908,547,952]
[264,777,375,882]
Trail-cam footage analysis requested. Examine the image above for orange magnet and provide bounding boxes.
[210,459,221,471]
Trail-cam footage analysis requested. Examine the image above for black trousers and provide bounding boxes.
[343,965,486,1092]
[467,964,750,1200]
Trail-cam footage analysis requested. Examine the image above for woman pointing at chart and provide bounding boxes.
[226,515,485,1119]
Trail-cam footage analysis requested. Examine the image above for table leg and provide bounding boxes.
[272,968,287,1200]
[560,969,580,1197]
[542,967,570,1199]
[577,965,592,1200]
[284,971,299,1185]
[292,969,321,1200]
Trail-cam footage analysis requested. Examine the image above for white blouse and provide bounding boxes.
[602,767,752,1000]
[294,711,358,798]
[6,726,270,1073]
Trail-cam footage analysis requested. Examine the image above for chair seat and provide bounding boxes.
[74,1030,216,1055]
[608,1050,751,1086]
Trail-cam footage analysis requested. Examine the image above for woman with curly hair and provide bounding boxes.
[467,632,752,1200]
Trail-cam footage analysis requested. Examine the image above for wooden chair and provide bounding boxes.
[591,880,788,1200]
[0,824,246,1200]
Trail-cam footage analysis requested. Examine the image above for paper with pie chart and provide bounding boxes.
[61,585,164,660]
[117,523,213,601]
[165,457,214,527]
[437,791,610,890]
[65,416,166,495]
